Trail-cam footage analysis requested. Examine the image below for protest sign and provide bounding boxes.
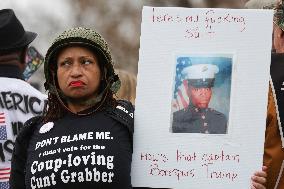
[24,46,44,81]
[132,7,273,188]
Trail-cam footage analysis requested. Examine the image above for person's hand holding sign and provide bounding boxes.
[250,166,267,189]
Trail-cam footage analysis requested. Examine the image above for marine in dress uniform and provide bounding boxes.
[172,64,227,134]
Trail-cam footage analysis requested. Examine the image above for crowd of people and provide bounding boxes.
[0,0,283,188]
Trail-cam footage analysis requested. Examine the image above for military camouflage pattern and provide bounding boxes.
[264,0,284,31]
[44,27,120,94]
[274,1,284,31]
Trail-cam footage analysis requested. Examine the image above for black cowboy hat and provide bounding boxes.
[0,9,37,52]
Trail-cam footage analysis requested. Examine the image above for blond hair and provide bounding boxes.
[115,69,137,105]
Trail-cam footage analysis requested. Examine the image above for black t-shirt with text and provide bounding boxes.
[25,110,132,189]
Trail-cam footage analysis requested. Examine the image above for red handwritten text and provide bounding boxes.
[140,152,168,163]
[149,163,195,180]
[176,150,197,162]
[151,7,247,39]
[205,10,246,32]
[201,150,240,166]
[202,163,238,181]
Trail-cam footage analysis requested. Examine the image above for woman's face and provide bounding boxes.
[56,46,101,101]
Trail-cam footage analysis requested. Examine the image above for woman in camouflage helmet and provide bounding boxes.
[43,27,121,119]
[10,27,134,189]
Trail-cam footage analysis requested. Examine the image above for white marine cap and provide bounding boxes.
[182,64,219,80]
[182,64,219,88]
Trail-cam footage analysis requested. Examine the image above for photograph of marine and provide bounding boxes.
[172,63,227,134]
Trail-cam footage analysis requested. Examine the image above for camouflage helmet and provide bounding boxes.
[263,0,284,31]
[273,0,284,31]
[44,27,120,94]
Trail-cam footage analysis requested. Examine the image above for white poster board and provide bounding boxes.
[132,7,273,189]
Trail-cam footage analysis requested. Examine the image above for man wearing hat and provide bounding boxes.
[172,63,227,134]
[0,9,46,188]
